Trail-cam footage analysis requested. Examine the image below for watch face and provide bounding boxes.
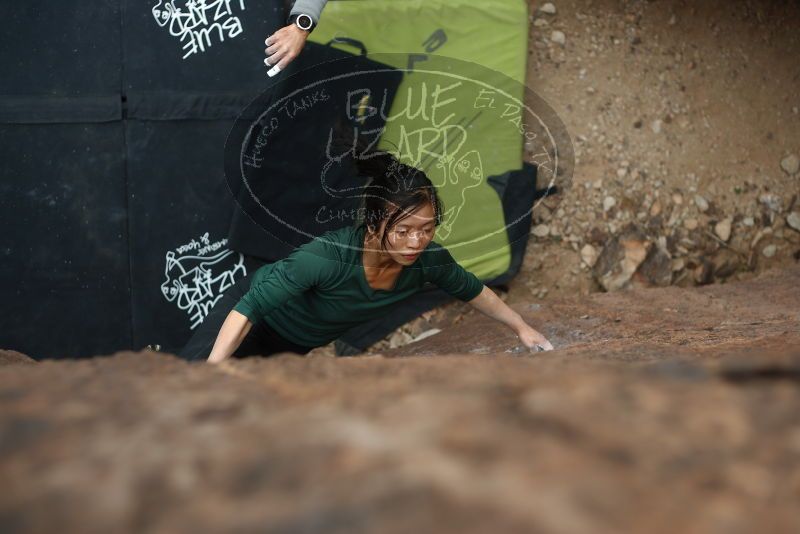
[296,14,313,30]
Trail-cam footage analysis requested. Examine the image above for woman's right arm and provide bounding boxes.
[207,310,253,364]
[206,233,338,363]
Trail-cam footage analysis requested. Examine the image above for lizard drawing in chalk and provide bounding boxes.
[434,149,485,240]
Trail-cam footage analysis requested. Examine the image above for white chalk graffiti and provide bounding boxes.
[435,150,484,240]
[161,232,247,329]
[151,0,246,59]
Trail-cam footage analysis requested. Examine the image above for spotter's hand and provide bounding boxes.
[264,24,309,76]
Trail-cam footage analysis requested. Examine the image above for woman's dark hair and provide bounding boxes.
[330,125,445,252]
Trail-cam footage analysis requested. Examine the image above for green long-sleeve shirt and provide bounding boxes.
[233,224,484,348]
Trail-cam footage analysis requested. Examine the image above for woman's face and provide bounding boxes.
[378,202,436,265]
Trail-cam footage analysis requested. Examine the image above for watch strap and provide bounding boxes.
[287,13,316,32]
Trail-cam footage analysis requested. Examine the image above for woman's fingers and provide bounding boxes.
[521,329,554,352]
[534,333,554,351]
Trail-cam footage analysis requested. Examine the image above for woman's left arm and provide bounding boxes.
[426,244,554,351]
[467,286,554,351]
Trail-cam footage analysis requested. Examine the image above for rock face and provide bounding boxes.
[550,30,566,46]
[592,223,651,291]
[636,244,672,287]
[715,217,733,242]
[780,153,799,175]
[787,211,800,232]
[0,350,36,365]
[1,267,799,534]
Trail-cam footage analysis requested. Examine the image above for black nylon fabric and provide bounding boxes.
[0,96,122,124]
[0,123,132,359]
[0,1,122,98]
[0,1,287,359]
[125,119,242,355]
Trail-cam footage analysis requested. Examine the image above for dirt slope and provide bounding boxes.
[518,0,800,302]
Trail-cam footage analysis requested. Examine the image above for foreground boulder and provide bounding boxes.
[1,266,799,534]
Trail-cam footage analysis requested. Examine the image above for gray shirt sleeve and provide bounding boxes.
[289,0,328,22]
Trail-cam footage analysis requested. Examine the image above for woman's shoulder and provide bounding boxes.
[420,240,457,267]
[303,225,361,261]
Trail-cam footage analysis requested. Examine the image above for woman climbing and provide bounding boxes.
[179,142,554,363]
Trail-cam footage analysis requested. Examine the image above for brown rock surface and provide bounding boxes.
[2,266,799,533]
[0,350,37,366]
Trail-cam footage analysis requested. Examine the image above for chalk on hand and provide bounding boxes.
[267,64,282,77]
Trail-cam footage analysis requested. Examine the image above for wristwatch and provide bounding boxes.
[287,13,316,33]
